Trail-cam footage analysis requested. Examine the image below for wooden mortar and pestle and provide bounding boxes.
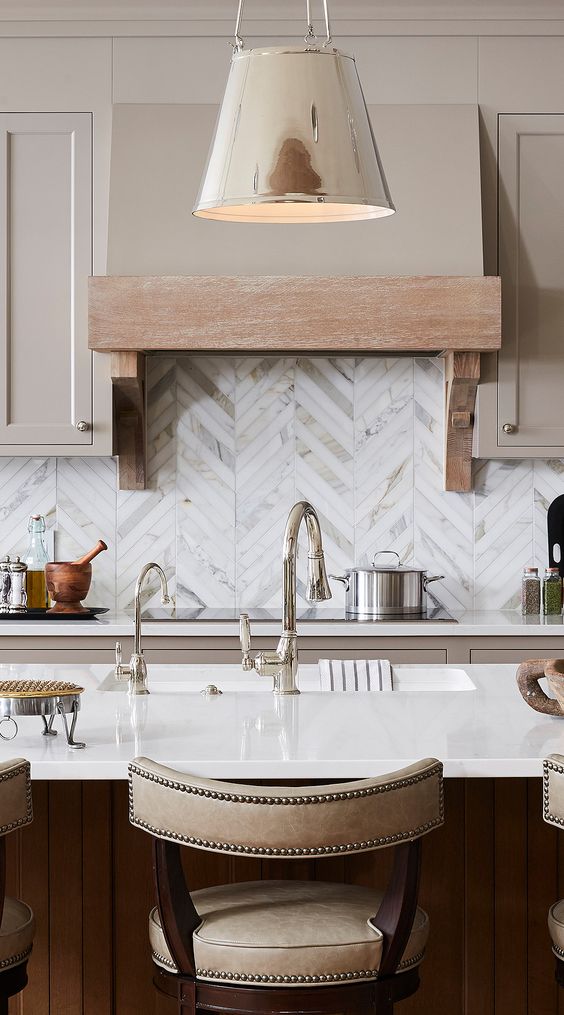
[45,540,107,614]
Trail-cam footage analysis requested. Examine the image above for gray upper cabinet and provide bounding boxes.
[477,113,564,456]
[0,112,110,454]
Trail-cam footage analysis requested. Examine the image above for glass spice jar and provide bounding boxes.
[543,567,562,616]
[521,566,541,615]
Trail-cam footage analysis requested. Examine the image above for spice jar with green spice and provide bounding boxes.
[521,566,541,615]
[543,567,562,615]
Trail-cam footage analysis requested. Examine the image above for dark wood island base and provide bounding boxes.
[4,778,561,1015]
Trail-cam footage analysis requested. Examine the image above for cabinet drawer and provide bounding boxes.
[471,648,564,664]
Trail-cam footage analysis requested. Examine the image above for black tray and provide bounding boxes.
[0,607,109,621]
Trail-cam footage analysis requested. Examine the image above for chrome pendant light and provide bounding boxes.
[193,0,396,223]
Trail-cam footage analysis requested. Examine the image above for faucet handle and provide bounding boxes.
[114,641,130,681]
[240,613,254,672]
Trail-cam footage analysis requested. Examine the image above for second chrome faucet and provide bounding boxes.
[240,501,332,695]
[115,562,172,695]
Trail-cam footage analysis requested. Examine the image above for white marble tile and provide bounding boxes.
[236,358,295,611]
[354,357,414,572]
[0,457,56,558]
[117,357,177,612]
[414,358,474,613]
[176,356,235,609]
[296,357,354,610]
[56,457,116,608]
[474,458,534,610]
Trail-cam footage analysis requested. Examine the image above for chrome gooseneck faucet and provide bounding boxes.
[240,501,332,694]
[115,562,172,695]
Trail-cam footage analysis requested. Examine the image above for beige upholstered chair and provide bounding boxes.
[543,754,564,985]
[129,755,444,1015]
[0,759,35,1015]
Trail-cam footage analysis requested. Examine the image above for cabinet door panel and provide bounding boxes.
[498,113,564,448]
[0,113,92,445]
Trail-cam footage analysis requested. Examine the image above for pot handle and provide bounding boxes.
[329,574,350,592]
[372,550,401,568]
[423,574,444,588]
[516,659,563,716]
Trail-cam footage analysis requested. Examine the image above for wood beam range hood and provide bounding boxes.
[88,273,501,493]
[92,102,500,493]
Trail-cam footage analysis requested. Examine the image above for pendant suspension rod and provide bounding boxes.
[233,0,332,51]
[305,0,332,46]
[234,0,244,49]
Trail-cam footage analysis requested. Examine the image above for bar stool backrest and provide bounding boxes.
[129,757,443,858]
[0,760,32,837]
[544,754,564,828]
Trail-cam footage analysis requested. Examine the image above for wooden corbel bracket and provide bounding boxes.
[111,352,146,491]
[443,351,481,492]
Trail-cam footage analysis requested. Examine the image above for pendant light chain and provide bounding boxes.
[233,0,332,51]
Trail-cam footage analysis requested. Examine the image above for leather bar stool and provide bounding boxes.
[0,759,35,1014]
[129,755,444,1015]
[543,754,564,985]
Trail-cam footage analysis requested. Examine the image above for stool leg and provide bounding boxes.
[0,995,7,1015]
[178,979,195,1015]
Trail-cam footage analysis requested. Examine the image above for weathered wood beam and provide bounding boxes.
[111,352,146,491]
[443,351,481,492]
[89,275,502,354]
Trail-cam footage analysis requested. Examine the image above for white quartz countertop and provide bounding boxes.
[0,661,563,780]
[2,609,564,637]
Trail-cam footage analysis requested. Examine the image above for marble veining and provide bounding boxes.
[0,356,560,613]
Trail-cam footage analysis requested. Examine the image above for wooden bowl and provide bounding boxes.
[45,562,92,614]
[516,658,564,717]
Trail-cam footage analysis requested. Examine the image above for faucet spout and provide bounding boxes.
[282,501,331,632]
[238,501,331,695]
[115,562,171,695]
[134,562,171,656]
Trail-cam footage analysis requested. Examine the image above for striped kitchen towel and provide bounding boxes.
[319,658,393,692]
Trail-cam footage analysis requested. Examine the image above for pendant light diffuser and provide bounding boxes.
[193,7,395,223]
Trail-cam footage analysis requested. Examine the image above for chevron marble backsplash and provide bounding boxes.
[0,355,559,614]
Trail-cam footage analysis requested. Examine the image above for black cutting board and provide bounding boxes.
[548,495,564,577]
[0,607,109,621]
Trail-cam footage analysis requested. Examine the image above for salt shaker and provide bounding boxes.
[521,566,541,615]
[0,557,27,614]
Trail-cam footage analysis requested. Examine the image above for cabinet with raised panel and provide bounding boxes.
[0,112,111,454]
[477,112,564,456]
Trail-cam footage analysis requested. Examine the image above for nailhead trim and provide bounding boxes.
[151,950,425,983]
[0,945,32,970]
[543,759,564,827]
[129,763,444,857]
[193,951,426,985]
[553,944,564,959]
[0,762,32,836]
[151,948,177,970]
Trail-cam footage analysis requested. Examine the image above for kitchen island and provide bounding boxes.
[1,660,562,1015]
[0,661,560,780]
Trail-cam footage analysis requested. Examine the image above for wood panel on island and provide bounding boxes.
[88,275,501,494]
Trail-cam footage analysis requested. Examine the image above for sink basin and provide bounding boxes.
[98,663,475,694]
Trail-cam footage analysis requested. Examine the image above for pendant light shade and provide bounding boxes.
[193,7,395,223]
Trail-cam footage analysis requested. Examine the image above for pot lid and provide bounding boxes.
[346,551,427,574]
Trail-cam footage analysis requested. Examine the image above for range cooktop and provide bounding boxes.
[138,603,458,623]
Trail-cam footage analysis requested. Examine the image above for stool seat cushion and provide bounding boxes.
[149,880,429,986]
[549,899,564,958]
[0,898,34,971]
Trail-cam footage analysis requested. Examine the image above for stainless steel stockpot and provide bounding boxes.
[330,551,444,618]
